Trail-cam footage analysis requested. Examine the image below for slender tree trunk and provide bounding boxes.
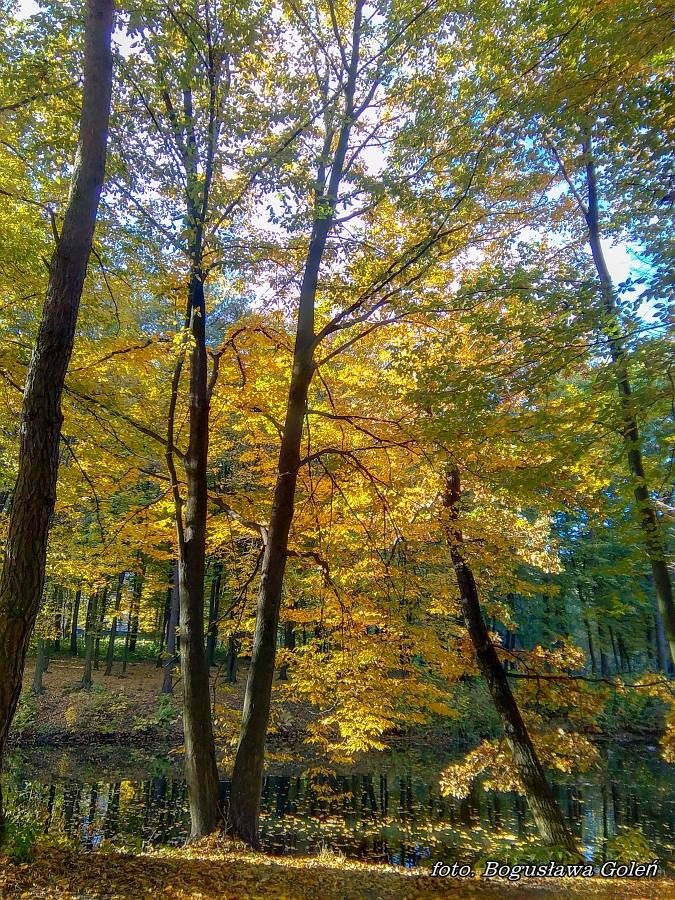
[226,634,238,684]
[70,589,82,656]
[31,640,48,695]
[278,620,295,681]
[94,584,109,670]
[0,0,113,835]
[206,560,222,666]
[443,468,578,853]
[82,590,99,688]
[157,567,173,668]
[652,597,669,673]
[105,573,125,675]
[229,5,364,846]
[128,560,144,654]
[583,136,674,665]
[161,563,179,694]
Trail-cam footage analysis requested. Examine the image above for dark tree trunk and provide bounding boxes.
[0,0,113,835]
[583,135,674,665]
[70,589,82,656]
[105,573,125,676]
[31,640,48,695]
[584,617,597,675]
[206,560,223,666]
[228,4,365,847]
[226,634,238,684]
[443,468,578,853]
[161,563,179,695]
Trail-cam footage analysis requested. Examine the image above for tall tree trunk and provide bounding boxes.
[229,2,364,847]
[70,588,82,656]
[0,0,113,835]
[583,135,674,665]
[157,566,173,668]
[443,468,578,853]
[206,560,222,666]
[104,573,125,675]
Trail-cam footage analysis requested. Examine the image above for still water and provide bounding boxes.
[5,744,673,868]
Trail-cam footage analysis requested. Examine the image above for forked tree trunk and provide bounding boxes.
[443,468,578,853]
[583,135,674,665]
[0,0,113,834]
[229,1,365,847]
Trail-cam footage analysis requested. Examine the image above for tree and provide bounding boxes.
[0,0,114,834]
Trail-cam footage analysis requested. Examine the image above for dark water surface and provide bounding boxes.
[5,744,673,868]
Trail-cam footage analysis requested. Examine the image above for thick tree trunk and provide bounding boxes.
[70,589,82,656]
[583,138,674,665]
[229,7,364,844]
[0,0,113,835]
[444,468,578,853]
[104,573,125,676]
[206,560,222,666]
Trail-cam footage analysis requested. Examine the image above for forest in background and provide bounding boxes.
[0,0,672,895]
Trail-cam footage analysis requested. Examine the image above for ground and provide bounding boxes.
[0,843,672,899]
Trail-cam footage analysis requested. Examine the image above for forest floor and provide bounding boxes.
[0,842,672,899]
[11,656,311,760]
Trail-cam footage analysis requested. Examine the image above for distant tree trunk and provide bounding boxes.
[206,561,223,666]
[70,589,82,656]
[597,622,610,676]
[53,587,62,653]
[157,565,173,668]
[443,467,578,853]
[583,135,674,666]
[278,620,295,681]
[128,560,144,654]
[226,634,239,684]
[94,584,109,670]
[82,591,99,689]
[31,640,48,695]
[0,0,113,835]
[229,4,365,846]
[584,617,597,675]
[653,597,669,673]
[105,573,125,676]
[161,563,179,695]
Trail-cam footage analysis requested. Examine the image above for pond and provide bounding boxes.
[4,743,673,869]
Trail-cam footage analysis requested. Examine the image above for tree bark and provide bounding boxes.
[229,2,365,847]
[443,468,578,853]
[128,560,144,655]
[70,588,82,656]
[583,135,674,665]
[0,0,113,835]
[94,583,109,670]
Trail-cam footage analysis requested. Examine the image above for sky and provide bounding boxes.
[13,0,645,293]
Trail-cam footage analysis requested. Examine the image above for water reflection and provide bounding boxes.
[5,746,673,868]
